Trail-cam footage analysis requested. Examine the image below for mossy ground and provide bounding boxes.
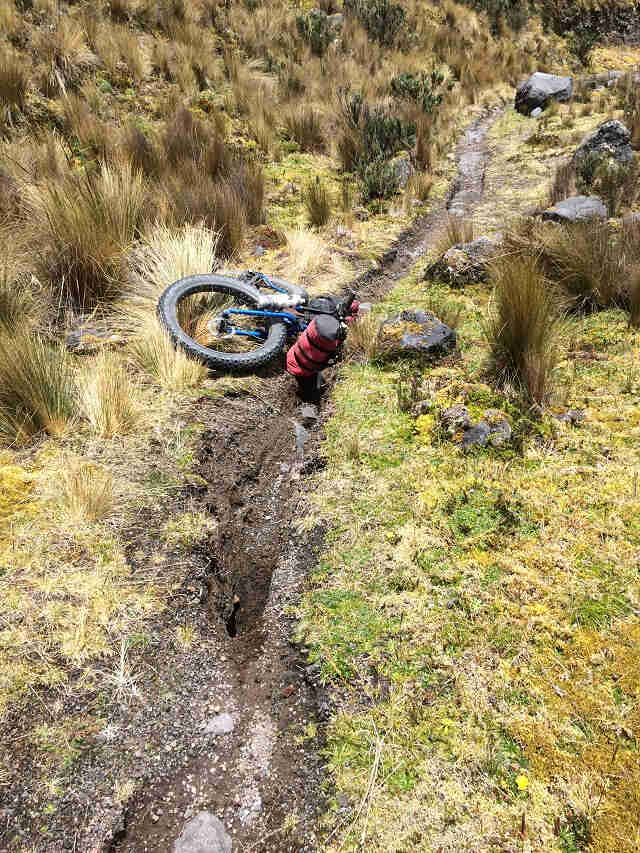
[298,90,640,852]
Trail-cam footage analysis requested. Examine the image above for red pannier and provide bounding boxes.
[286,315,340,379]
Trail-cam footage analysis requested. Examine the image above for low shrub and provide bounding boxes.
[390,69,448,114]
[344,0,406,47]
[483,254,564,405]
[296,9,332,56]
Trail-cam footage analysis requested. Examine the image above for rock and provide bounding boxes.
[299,405,319,427]
[461,421,491,449]
[515,71,573,115]
[413,399,433,417]
[66,326,122,355]
[294,422,309,459]
[441,405,471,436]
[389,151,414,189]
[378,310,456,360]
[554,408,585,425]
[202,713,234,736]
[253,245,266,257]
[357,302,372,315]
[173,811,232,853]
[354,206,370,221]
[484,409,512,446]
[425,236,501,286]
[573,119,634,186]
[530,107,543,118]
[541,195,607,223]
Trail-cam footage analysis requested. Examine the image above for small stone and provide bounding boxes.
[299,405,319,427]
[354,207,370,221]
[294,422,309,459]
[461,421,491,449]
[414,399,433,417]
[173,811,232,853]
[484,409,512,446]
[530,106,543,118]
[253,245,266,257]
[279,463,291,474]
[357,302,372,316]
[203,713,234,736]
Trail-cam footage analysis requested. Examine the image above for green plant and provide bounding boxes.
[360,156,398,201]
[483,254,564,404]
[296,9,332,56]
[390,69,447,114]
[303,176,331,227]
[344,0,406,46]
[395,367,422,412]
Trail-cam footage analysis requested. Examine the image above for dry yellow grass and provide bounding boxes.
[77,350,142,437]
[59,460,114,522]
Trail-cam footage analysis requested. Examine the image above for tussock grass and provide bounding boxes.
[483,254,564,404]
[0,328,75,445]
[0,239,42,330]
[77,351,141,437]
[0,49,28,120]
[435,214,474,255]
[26,161,148,309]
[129,320,207,389]
[345,312,381,362]
[303,176,331,227]
[60,461,114,522]
[284,104,325,152]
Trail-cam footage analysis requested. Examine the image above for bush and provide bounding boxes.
[304,176,331,226]
[483,254,564,405]
[360,156,398,201]
[344,0,406,46]
[0,328,75,445]
[296,9,332,56]
[284,105,325,152]
[390,69,447,114]
[26,161,148,309]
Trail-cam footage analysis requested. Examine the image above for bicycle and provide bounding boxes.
[157,270,358,374]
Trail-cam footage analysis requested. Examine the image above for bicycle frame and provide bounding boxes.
[220,272,308,340]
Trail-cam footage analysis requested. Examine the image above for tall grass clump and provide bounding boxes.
[483,255,564,405]
[129,322,207,390]
[26,161,147,308]
[60,461,114,522]
[304,176,331,227]
[0,49,28,123]
[77,351,141,437]
[628,266,640,328]
[435,214,474,254]
[284,105,325,152]
[0,327,75,444]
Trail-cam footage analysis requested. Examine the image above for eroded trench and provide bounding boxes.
[112,109,499,853]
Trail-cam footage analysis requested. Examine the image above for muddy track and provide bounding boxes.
[106,108,500,853]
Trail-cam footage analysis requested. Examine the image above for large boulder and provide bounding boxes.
[424,236,501,286]
[378,310,456,360]
[515,72,573,115]
[572,119,634,186]
[541,195,607,223]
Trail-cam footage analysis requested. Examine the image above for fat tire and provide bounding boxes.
[157,274,288,372]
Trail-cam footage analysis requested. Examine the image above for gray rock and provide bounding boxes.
[378,310,456,360]
[354,207,370,221]
[554,408,585,425]
[461,421,491,449]
[202,713,234,736]
[294,422,309,459]
[389,151,414,189]
[541,195,607,223]
[530,107,543,118]
[299,405,319,427]
[253,245,266,257]
[173,811,232,853]
[573,119,634,186]
[515,72,573,115]
[425,236,501,286]
[441,405,471,436]
[357,301,372,315]
[484,410,512,447]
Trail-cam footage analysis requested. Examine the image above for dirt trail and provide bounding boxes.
[0,108,498,853]
[108,107,501,853]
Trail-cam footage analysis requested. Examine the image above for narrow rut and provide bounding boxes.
[112,107,499,853]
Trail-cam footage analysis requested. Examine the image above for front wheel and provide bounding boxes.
[157,274,288,372]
